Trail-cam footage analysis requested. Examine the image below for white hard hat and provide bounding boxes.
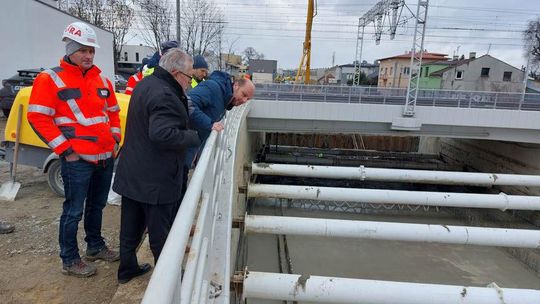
[62,22,100,48]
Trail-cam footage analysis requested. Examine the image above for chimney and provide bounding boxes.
[469,52,476,59]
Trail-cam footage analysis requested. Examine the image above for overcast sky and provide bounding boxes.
[208,0,539,70]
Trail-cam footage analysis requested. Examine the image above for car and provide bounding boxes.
[0,68,43,117]
[114,74,128,92]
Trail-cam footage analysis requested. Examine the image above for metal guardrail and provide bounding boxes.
[254,84,540,111]
[142,105,246,303]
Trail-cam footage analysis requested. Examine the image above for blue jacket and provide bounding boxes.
[188,71,233,142]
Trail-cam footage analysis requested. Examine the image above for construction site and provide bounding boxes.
[1,0,540,303]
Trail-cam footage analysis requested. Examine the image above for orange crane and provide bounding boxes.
[295,0,317,84]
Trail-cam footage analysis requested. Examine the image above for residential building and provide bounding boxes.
[221,53,247,78]
[221,53,242,66]
[417,61,456,89]
[377,51,448,88]
[248,59,278,84]
[431,54,525,92]
[0,0,114,83]
[117,44,155,76]
[337,61,379,85]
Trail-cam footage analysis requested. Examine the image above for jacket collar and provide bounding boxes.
[153,66,188,109]
[60,56,101,77]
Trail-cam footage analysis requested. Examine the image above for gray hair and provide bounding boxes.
[159,48,192,74]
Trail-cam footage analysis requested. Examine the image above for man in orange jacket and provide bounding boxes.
[125,58,148,95]
[27,22,121,278]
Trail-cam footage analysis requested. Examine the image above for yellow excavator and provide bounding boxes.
[295,0,317,84]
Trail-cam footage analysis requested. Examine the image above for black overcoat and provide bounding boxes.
[113,66,200,204]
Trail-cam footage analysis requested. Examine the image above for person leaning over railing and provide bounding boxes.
[112,48,200,284]
[181,73,255,210]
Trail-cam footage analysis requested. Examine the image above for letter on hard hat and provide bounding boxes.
[62,22,100,48]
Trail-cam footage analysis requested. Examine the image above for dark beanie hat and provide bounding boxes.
[160,40,178,54]
[193,55,208,69]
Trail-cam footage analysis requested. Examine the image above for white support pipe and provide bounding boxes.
[180,195,210,303]
[248,184,540,211]
[245,215,540,249]
[252,163,540,187]
[142,132,217,304]
[191,237,209,304]
[243,271,540,304]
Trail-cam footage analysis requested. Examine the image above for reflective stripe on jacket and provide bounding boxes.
[125,71,142,95]
[191,77,203,88]
[27,58,121,163]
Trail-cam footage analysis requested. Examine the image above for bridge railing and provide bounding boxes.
[254,83,540,111]
[142,106,245,303]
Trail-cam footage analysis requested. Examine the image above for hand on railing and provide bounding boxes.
[212,122,225,132]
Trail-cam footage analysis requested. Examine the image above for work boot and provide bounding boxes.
[118,263,152,284]
[62,259,97,278]
[0,222,14,234]
[85,246,120,262]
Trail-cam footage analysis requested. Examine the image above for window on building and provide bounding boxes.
[384,67,388,75]
[481,67,490,77]
[124,52,128,61]
[403,67,410,75]
[503,71,512,82]
[390,67,393,75]
[455,70,463,79]
[136,52,140,62]
[424,67,430,77]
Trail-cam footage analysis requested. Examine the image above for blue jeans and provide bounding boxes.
[59,157,114,266]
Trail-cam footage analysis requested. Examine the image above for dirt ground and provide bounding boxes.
[0,115,123,304]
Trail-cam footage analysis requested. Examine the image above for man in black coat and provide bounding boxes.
[113,48,200,284]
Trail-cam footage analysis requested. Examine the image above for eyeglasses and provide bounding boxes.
[178,71,192,80]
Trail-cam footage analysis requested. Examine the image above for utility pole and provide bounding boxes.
[176,0,181,45]
[403,0,430,117]
[353,0,404,86]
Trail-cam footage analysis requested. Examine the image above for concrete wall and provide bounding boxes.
[440,55,524,92]
[440,138,540,195]
[0,0,115,83]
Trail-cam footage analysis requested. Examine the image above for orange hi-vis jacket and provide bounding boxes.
[125,71,142,95]
[27,58,121,163]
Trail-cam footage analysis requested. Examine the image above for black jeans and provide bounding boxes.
[118,196,176,280]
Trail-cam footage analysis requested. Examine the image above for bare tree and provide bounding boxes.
[524,17,540,80]
[242,47,265,65]
[136,0,174,51]
[67,0,134,72]
[180,0,225,56]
